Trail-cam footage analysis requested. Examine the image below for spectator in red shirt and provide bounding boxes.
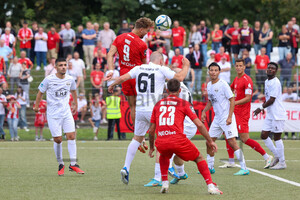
[18,51,33,70]
[171,48,184,69]
[0,56,6,76]
[0,72,6,86]
[90,62,104,96]
[211,24,223,53]
[215,46,230,62]
[47,26,59,62]
[92,49,107,71]
[17,21,33,58]
[254,47,269,92]
[238,19,253,53]
[287,21,299,62]
[225,21,240,61]
[93,41,107,58]
[7,96,21,141]
[172,21,186,55]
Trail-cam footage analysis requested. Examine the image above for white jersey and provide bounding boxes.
[91,104,101,120]
[265,77,287,120]
[217,61,231,84]
[128,62,175,111]
[38,74,76,118]
[207,79,234,122]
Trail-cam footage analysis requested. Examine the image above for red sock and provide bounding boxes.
[245,138,266,156]
[225,139,235,159]
[197,160,213,185]
[159,154,170,181]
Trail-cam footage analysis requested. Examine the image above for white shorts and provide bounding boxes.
[134,111,152,136]
[184,117,197,139]
[47,113,75,137]
[262,119,285,133]
[209,115,238,139]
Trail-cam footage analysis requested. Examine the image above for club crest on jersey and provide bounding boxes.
[55,88,68,97]
[214,89,218,93]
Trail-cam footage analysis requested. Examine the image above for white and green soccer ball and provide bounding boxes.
[155,15,172,31]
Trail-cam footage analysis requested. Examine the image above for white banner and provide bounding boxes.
[249,102,300,132]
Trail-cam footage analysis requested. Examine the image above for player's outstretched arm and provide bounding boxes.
[33,91,44,112]
[201,100,212,123]
[173,57,190,82]
[148,123,156,158]
[107,73,131,93]
[104,45,118,81]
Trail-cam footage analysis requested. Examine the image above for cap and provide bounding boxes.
[122,20,128,24]
[210,50,216,55]
[10,96,16,100]
[188,44,194,48]
[23,20,28,24]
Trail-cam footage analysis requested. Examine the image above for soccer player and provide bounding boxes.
[254,62,287,170]
[108,52,190,184]
[148,79,222,195]
[202,62,249,176]
[220,59,273,169]
[34,57,84,176]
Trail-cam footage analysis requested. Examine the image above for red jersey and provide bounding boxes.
[215,53,230,62]
[226,27,240,45]
[147,31,156,49]
[172,26,186,47]
[18,28,33,49]
[91,70,104,85]
[112,32,147,75]
[18,58,33,69]
[212,30,223,42]
[230,74,253,120]
[47,31,60,50]
[171,55,184,68]
[93,46,107,57]
[7,102,20,119]
[0,57,4,72]
[151,95,198,143]
[255,55,269,69]
[0,75,6,85]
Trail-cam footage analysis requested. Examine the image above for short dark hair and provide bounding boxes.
[208,62,221,71]
[55,57,66,65]
[235,58,245,65]
[167,79,181,93]
[268,62,278,70]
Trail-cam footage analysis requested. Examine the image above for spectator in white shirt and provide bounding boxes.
[45,57,57,77]
[1,27,15,50]
[59,22,76,58]
[282,87,298,102]
[34,27,48,71]
[67,61,80,93]
[70,52,86,93]
[8,56,22,93]
[98,22,116,52]
[77,93,87,123]
[217,56,231,84]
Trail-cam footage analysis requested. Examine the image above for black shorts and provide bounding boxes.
[231,45,240,54]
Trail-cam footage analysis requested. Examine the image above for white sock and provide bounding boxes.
[124,139,141,171]
[229,158,235,164]
[275,140,285,163]
[54,142,64,165]
[169,154,175,168]
[263,137,279,158]
[234,149,247,170]
[175,164,185,176]
[154,163,161,181]
[206,155,214,169]
[68,140,77,166]
[262,153,270,161]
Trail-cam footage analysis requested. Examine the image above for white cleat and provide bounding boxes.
[160,181,169,193]
[270,162,287,170]
[208,183,223,195]
[219,163,236,168]
[269,157,279,168]
[264,155,274,169]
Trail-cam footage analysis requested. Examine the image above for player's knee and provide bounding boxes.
[260,132,268,140]
[54,137,62,143]
[66,133,76,140]
[274,133,282,141]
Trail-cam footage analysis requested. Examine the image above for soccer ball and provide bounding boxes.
[155,15,172,31]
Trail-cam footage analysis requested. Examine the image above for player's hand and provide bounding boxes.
[206,141,218,153]
[182,57,190,67]
[71,105,77,115]
[226,117,232,125]
[201,112,206,123]
[108,85,114,93]
[253,108,263,116]
[33,107,39,113]
[148,148,155,158]
[103,72,113,81]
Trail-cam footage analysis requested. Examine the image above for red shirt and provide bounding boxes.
[93,46,107,57]
[47,31,60,50]
[227,27,240,45]
[0,75,6,85]
[7,102,20,119]
[171,55,184,68]
[18,58,33,69]
[150,95,198,143]
[230,74,253,120]
[147,31,156,49]
[255,55,269,69]
[288,28,298,48]
[91,70,104,85]
[215,53,230,62]
[212,30,223,42]
[0,57,4,72]
[239,27,253,44]
[172,26,186,47]
[18,28,33,49]
[112,32,147,75]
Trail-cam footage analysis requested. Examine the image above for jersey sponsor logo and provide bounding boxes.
[158,130,176,136]
[160,101,177,105]
[55,88,68,97]
[208,94,218,104]
[120,60,136,67]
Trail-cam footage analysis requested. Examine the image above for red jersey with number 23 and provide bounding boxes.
[151,95,198,144]
[230,74,253,120]
[112,32,147,75]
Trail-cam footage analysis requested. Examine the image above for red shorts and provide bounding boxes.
[121,79,137,96]
[235,115,249,134]
[155,137,200,161]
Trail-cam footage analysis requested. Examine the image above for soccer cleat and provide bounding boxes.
[120,167,129,184]
[209,168,215,174]
[264,155,274,169]
[69,164,85,174]
[208,183,223,195]
[269,157,279,168]
[170,173,188,184]
[58,164,65,176]
[160,181,169,193]
[219,163,236,168]
[138,141,148,153]
[168,167,179,179]
[270,162,287,170]
[144,179,162,187]
[234,169,250,176]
